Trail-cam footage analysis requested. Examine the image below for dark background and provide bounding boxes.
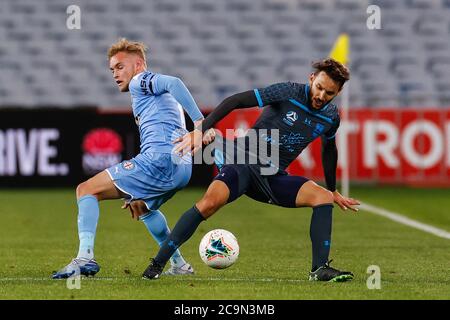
[0,108,213,188]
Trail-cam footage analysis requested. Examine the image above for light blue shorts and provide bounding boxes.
[106,152,192,210]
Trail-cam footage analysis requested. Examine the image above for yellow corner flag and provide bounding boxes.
[329,34,351,197]
[329,33,350,65]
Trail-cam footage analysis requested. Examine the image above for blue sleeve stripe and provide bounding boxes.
[288,99,333,124]
[326,133,336,140]
[254,89,263,107]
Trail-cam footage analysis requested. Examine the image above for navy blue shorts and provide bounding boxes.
[214,164,309,208]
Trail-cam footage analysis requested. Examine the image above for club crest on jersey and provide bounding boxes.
[283,111,298,126]
[122,161,135,170]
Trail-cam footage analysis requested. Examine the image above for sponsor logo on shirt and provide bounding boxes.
[140,73,150,95]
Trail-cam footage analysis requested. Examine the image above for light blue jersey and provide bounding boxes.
[106,71,204,210]
[129,71,203,155]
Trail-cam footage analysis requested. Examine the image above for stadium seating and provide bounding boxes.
[0,0,449,108]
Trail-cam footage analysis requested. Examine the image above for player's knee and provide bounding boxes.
[76,181,91,199]
[197,196,223,217]
[313,188,334,206]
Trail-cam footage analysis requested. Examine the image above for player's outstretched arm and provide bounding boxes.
[321,136,360,212]
[199,90,258,133]
[174,90,258,155]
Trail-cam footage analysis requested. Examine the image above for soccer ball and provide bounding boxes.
[199,229,239,269]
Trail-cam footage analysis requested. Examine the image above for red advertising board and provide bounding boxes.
[215,108,450,186]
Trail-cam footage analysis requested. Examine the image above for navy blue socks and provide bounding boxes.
[140,210,187,267]
[154,205,205,266]
[310,204,333,271]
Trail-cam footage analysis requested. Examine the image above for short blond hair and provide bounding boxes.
[107,38,147,64]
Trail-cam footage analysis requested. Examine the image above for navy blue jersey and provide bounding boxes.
[252,82,340,170]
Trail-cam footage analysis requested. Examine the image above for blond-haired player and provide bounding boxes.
[53,39,213,278]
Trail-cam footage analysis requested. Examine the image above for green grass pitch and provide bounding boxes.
[0,186,449,299]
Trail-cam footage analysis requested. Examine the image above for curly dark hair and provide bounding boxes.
[312,58,350,88]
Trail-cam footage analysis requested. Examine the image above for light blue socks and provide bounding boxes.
[75,195,186,267]
[76,195,99,260]
[140,210,187,268]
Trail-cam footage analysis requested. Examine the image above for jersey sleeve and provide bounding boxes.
[129,72,156,98]
[129,72,173,97]
[253,82,299,107]
[129,72,203,121]
[323,115,340,140]
[152,74,204,122]
[150,73,167,96]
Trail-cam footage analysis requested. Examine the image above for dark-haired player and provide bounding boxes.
[143,58,360,282]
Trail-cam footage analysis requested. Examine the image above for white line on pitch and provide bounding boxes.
[0,277,305,283]
[0,277,115,281]
[360,202,450,240]
[176,277,305,283]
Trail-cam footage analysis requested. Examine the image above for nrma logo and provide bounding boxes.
[283,111,298,126]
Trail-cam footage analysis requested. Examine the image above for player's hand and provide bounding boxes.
[173,129,203,156]
[202,128,216,145]
[121,201,140,220]
[193,120,216,145]
[332,190,360,212]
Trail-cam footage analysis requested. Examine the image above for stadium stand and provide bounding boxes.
[0,0,449,108]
